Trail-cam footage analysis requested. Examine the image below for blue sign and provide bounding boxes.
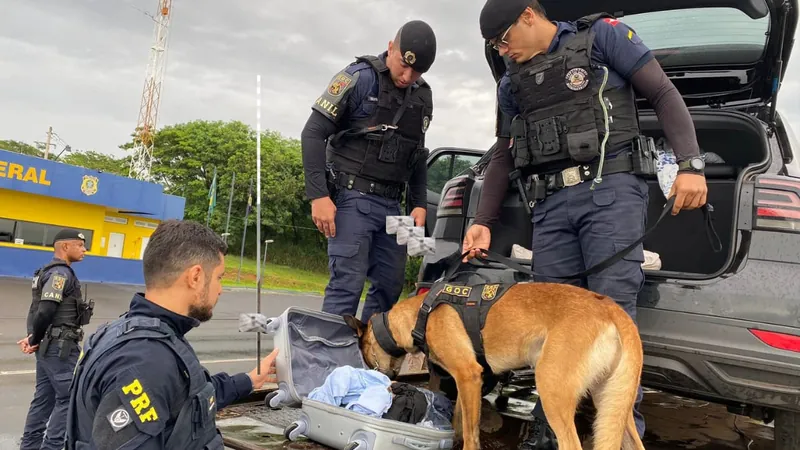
[0,148,181,220]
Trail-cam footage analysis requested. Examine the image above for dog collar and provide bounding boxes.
[369,313,408,358]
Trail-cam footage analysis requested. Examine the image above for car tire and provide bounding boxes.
[775,409,800,450]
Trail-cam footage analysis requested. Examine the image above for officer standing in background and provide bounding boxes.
[300,20,437,322]
[466,1,709,449]
[19,229,93,450]
[66,220,279,449]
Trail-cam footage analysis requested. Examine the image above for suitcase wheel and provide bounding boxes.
[265,390,286,409]
[344,441,365,450]
[283,420,306,441]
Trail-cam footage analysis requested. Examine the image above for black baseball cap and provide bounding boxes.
[396,20,437,73]
[53,228,86,245]
[480,0,530,40]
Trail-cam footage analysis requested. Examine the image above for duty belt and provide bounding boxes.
[510,156,633,214]
[331,172,404,200]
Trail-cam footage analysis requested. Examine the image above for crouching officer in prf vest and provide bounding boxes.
[300,20,437,323]
[19,228,93,450]
[466,1,710,449]
[65,219,279,450]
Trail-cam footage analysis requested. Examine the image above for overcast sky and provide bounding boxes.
[1,0,799,159]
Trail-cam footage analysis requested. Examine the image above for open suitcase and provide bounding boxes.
[261,306,455,450]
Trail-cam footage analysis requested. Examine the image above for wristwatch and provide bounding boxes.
[678,156,705,174]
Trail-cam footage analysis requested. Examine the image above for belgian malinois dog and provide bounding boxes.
[343,281,646,450]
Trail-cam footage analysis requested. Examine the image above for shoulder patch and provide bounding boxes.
[312,69,361,122]
[603,17,620,26]
[107,407,133,432]
[41,272,68,302]
[118,376,161,426]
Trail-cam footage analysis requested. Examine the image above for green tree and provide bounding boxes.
[0,139,43,157]
[61,150,131,176]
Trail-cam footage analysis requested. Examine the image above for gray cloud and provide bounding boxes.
[0,0,798,161]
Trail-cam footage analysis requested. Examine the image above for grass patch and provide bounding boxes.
[223,256,415,299]
[223,256,330,294]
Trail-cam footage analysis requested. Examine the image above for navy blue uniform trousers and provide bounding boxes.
[322,188,407,322]
[20,341,81,450]
[529,172,648,438]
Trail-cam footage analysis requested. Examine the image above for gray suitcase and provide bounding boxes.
[263,306,366,408]
[261,306,455,450]
[284,398,455,450]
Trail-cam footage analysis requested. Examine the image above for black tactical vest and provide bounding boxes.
[328,55,433,185]
[66,315,223,450]
[507,13,641,174]
[30,261,83,328]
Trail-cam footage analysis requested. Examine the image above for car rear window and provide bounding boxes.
[620,7,770,53]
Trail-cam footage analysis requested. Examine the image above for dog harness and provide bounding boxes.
[370,278,514,374]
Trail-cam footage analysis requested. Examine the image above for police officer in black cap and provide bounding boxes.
[65,220,279,449]
[466,0,710,448]
[19,228,93,450]
[301,20,437,323]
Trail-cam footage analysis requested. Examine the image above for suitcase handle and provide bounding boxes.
[391,436,438,450]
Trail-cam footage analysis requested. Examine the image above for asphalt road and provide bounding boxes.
[0,277,331,448]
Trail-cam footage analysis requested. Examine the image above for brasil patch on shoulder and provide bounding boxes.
[327,73,353,97]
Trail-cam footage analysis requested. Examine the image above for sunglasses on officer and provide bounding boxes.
[490,22,515,51]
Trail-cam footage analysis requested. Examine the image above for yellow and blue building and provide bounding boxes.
[0,147,185,285]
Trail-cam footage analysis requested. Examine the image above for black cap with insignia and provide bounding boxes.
[480,0,530,40]
[53,228,86,245]
[396,20,437,73]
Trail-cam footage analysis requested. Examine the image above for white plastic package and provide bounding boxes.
[408,237,436,257]
[397,226,424,246]
[654,137,679,200]
[386,216,414,235]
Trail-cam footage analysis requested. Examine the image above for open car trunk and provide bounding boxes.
[486,109,770,277]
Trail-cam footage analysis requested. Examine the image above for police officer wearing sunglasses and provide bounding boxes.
[465,0,709,448]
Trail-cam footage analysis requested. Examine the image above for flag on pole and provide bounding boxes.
[245,178,253,217]
[206,167,217,226]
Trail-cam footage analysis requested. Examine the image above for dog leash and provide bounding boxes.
[442,196,722,282]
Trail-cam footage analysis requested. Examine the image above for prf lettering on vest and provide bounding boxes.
[315,96,339,119]
[0,161,51,186]
[121,379,159,423]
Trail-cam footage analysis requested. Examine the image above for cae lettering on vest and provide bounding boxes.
[121,378,159,423]
[0,161,52,185]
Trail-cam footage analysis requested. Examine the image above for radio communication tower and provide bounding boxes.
[129,0,172,181]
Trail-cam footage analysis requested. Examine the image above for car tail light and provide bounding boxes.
[438,177,467,217]
[753,176,800,233]
[750,329,800,353]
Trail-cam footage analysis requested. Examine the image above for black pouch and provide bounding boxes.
[631,135,657,176]
[379,135,416,164]
[566,130,600,163]
[510,115,532,169]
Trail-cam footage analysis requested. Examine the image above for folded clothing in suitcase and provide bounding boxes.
[256,307,456,449]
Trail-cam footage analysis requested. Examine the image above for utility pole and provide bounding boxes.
[44,126,53,159]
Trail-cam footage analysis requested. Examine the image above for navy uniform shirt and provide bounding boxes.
[27,257,81,346]
[302,51,428,208]
[74,294,253,448]
[498,18,654,119]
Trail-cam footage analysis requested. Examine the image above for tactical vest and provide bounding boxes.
[66,315,223,450]
[507,13,641,174]
[328,55,433,185]
[371,275,514,375]
[30,261,84,328]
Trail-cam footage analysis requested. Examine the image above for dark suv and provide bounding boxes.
[416,0,800,448]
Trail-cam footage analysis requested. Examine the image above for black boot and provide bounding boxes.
[518,416,558,449]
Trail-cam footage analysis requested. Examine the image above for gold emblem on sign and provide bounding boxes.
[403,50,416,65]
[481,284,499,301]
[81,175,99,196]
[443,284,471,297]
